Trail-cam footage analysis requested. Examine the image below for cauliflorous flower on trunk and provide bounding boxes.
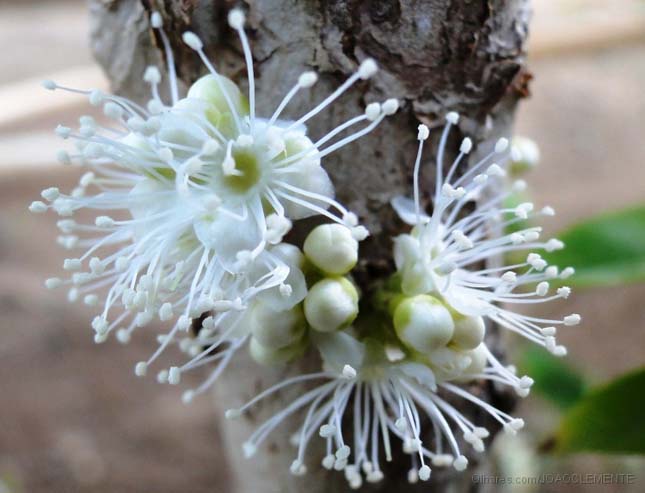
[31,9,395,377]
[224,116,580,486]
[390,115,580,357]
[226,332,529,487]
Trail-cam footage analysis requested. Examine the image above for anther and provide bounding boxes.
[342,364,357,379]
[228,9,246,30]
[182,31,203,51]
[417,124,430,141]
[134,361,148,377]
[358,59,378,79]
[445,111,459,124]
[460,137,472,154]
[298,71,318,88]
[381,98,398,115]
[365,102,381,122]
[495,137,509,153]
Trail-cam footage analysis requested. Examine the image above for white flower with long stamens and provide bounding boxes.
[144,241,307,399]
[32,8,395,374]
[390,116,580,357]
[222,118,579,485]
[226,332,530,487]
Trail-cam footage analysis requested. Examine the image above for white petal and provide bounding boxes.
[281,162,335,220]
[442,282,494,317]
[312,331,365,375]
[256,245,307,311]
[391,196,429,225]
[193,209,261,268]
[393,234,420,271]
[398,362,437,391]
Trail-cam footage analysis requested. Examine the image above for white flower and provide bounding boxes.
[390,116,579,357]
[33,8,396,374]
[157,242,308,401]
[225,332,530,487]
[222,118,580,484]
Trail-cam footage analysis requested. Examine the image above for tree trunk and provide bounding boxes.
[89,1,531,491]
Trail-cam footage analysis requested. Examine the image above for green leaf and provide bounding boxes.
[543,205,645,287]
[519,346,586,410]
[554,367,645,454]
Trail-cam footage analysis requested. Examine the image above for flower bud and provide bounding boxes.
[394,295,454,353]
[250,301,306,350]
[450,315,485,350]
[304,224,358,275]
[429,346,472,380]
[453,343,488,382]
[249,334,306,366]
[187,74,249,118]
[304,277,358,332]
[510,136,540,174]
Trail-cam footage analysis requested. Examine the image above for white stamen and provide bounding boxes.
[144,66,161,84]
[358,58,378,79]
[494,138,509,153]
[417,124,430,141]
[342,364,357,379]
[365,102,381,121]
[459,138,472,154]
[382,98,399,115]
[445,111,459,124]
[228,9,245,29]
[150,12,163,28]
[134,362,148,377]
[298,71,318,88]
[182,31,203,50]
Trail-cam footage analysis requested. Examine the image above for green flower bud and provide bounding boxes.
[451,315,485,350]
[303,224,358,275]
[249,334,307,366]
[304,277,358,332]
[250,302,305,350]
[187,74,249,117]
[186,75,249,135]
[394,295,454,353]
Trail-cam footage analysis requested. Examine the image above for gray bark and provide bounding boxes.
[89,1,531,491]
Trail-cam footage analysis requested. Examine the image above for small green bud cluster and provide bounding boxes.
[391,294,486,382]
[303,224,359,333]
[248,224,361,364]
[249,302,308,365]
[248,245,309,366]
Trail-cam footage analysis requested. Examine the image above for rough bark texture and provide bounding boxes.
[88,1,531,491]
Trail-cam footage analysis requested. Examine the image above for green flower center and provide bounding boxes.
[224,148,262,193]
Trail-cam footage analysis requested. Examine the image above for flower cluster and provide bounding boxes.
[32,6,580,489]
[32,9,395,396]
[224,117,580,487]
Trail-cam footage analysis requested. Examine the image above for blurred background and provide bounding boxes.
[0,1,644,492]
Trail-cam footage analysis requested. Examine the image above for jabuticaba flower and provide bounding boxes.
[31,9,396,386]
[30,4,580,487]
[225,115,580,487]
[226,332,529,488]
[390,115,580,357]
